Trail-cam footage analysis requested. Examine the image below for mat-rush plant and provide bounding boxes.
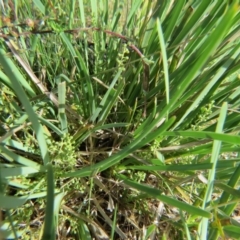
[0,0,239,239]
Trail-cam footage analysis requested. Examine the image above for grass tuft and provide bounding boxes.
[0,0,240,239]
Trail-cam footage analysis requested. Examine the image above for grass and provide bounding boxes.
[0,0,240,239]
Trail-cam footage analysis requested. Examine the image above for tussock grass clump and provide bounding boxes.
[0,0,240,239]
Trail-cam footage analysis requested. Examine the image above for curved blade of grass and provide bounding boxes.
[5,139,34,152]
[162,0,185,43]
[90,0,98,20]
[0,48,50,165]
[205,159,239,169]
[41,164,55,240]
[38,116,63,137]
[222,226,240,239]
[0,166,43,177]
[159,1,174,22]
[133,112,155,138]
[0,194,28,209]
[69,0,76,29]
[125,161,234,172]
[214,182,240,198]
[77,0,86,27]
[78,220,92,240]
[198,102,228,239]
[0,70,35,98]
[111,205,118,240]
[53,192,65,239]
[157,18,169,118]
[110,8,121,32]
[180,210,192,240]
[209,163,240,238]
[162,131,240,144]
[0,123,30,143]
[33,0,45,14]
[6,180,29,189]
[220,164,240,215]
[0,144,42,168]
[0,221,22,239]
[98,83,125,123]
[26,191,61,200]
[145,224,157,240]
[119,175,211,219]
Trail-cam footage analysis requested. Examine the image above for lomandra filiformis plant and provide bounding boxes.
[0,1,239,239]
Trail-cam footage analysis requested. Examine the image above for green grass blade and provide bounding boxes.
[162,131,240,144]
[78,220,92,240]
[41,164,55,240]
[38,116,64,137]
[53,192,65,239]
[125,161,234,172]
[162,0,185,43]
[77,0,86,27]
[91,0,98,21]
[198,102,228,239]
[126,0,142,28]
[0,49,50,165]
[32,0,45,14]
[119,175,211,218]
[157,18,169,117]
[90,70,122,122]
[111,205,118,240]
[0,70,35,98]
[0,166,42,177]
[170,0,212,47]
[221,163,240,215]
[222,226,240,239]
[0,143,44,169]
[69,0,76,29]
[214,182,240,198]
[0,195,28,209]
